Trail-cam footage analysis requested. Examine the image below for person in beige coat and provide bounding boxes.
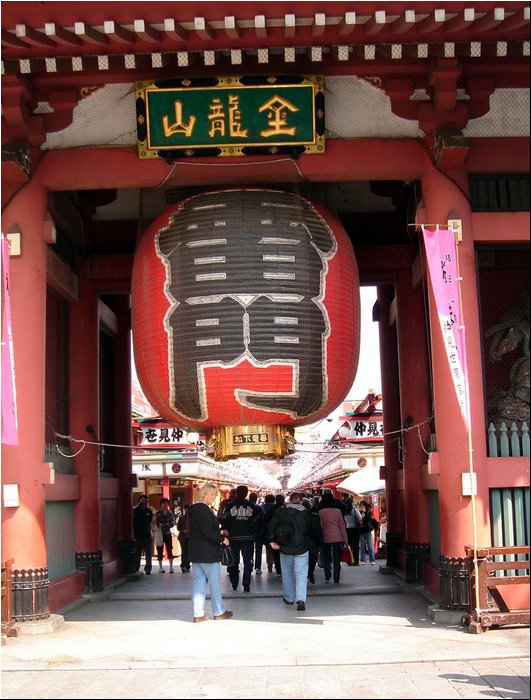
[318,491,348,583]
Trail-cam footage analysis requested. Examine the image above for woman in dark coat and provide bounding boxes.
[188,483,233,623]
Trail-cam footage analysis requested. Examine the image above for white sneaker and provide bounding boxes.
[361,562,366,565]
[255,569,262,575]
[370,562,376,566]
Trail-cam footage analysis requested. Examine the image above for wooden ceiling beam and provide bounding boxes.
[194,17,214,41]
[103,21,134,45]
[1,29,29,49]
[224,16,240,40]
[312,13,327,37]
[338,12,357,36]
[417,9,447,34]
[74,22,108,45]
[254,15,268,39]
[498,6,530,31]
[284,13,296,38]
[444,8,476,33]
[473,7,506,32]
[364,10,388,36]
[163,18,187,42]
[15,24,56,47]
[44,23,83,46]
[133,20,161,43]
[391,10,416,35]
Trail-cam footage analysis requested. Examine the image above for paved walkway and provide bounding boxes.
[1,563,529,699]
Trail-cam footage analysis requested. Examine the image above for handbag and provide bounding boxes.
[340,545,354,564]
[221,544,236,567]
[155,527,163,547]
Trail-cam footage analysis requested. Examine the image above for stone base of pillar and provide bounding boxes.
[13,613,65,635]
[428,604,467,626]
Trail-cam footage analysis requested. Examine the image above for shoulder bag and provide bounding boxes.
[221,543,236,567]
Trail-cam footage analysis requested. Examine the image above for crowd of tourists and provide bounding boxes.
[133,484,380,622]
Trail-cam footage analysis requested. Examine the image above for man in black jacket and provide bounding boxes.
[263,493,285,574]
[133,494,153,575]
[267,492,322,611]
[220,484,263,592]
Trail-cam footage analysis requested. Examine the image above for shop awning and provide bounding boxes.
[336,467,385,496]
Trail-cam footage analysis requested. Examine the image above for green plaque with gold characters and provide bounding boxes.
[136,75,325,159]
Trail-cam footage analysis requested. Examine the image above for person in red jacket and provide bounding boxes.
[318,491,348,583]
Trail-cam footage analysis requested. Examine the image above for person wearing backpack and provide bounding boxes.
[359,500,378,565]
[267,492,321,611]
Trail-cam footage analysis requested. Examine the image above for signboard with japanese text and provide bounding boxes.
[340,418,384,442]
[136,75,324,158]
[137,426,205,448]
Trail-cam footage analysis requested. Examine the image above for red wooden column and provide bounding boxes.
[377,284,405,566]
[113,294,134,542]
[1,179,48,572]
[420,156,490,558]
[394,268,432,543]
[69,277,101,552]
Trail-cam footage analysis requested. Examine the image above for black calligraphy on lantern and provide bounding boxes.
[156,190,337,421]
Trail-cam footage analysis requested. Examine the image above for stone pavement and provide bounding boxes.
[1,563,529,699]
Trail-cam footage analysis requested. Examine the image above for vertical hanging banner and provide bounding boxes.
[1,235,18,444]
[422,225,471,432]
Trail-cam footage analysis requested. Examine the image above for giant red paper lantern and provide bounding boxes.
[131,188,360,459]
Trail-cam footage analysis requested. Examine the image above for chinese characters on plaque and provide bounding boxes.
[136,76,324,158]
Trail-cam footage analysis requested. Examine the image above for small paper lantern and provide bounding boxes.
[131,188,360,459]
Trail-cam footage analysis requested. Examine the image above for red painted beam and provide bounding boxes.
[34,140,426,191]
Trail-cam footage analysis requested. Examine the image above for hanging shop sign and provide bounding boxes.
[340,418,384,442]
[136,75,324,158]
[132,456,252,484]
[131,188,360,460]
[137,426,204,447]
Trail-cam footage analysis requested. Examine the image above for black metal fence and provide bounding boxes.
[385,532,401,568]
[405,542,431,583]
[439,556,470,609]
[75,550,104,593]
[11,567,50,621]
[118,540,138,576]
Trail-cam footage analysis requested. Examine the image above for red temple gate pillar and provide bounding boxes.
[377,284,405,567]
[420,156,490,560]
[395,267,432,580]
[70,278,101,556]
[1,178,51,618]
[113,294,134,543]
